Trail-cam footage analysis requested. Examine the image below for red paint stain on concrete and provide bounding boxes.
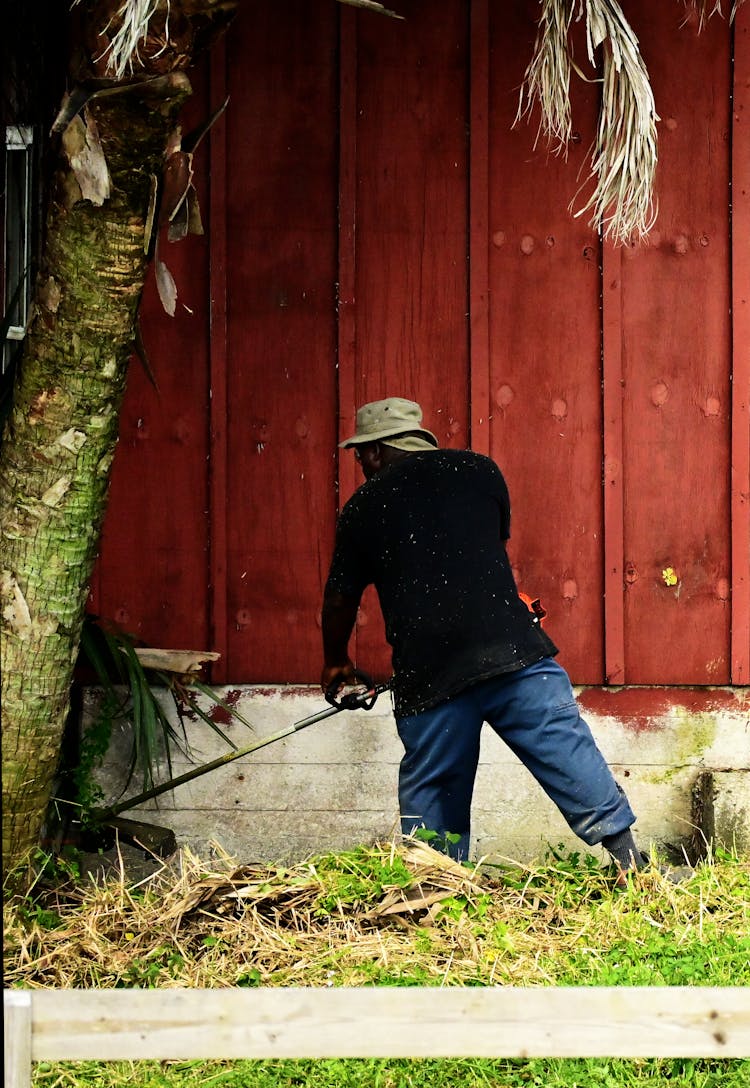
[209,688,242,725]
[577,687,744,733]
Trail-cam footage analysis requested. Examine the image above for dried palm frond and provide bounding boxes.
[515,0,577,153]
[682,0,746,29]
[113,0,161,77]
[517,0,657,243]
[572,0,659,244]
[81,0,169,80]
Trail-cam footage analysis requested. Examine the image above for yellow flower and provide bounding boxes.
[662,567,678,587]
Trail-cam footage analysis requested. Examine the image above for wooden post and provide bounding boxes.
[4,991,32,1088]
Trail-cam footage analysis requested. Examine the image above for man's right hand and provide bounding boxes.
[321,659,357,696]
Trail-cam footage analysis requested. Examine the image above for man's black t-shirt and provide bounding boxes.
[325,449,558,716]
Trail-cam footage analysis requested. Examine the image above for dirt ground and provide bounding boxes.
[76,840,176,884]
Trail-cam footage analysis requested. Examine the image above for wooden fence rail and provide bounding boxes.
[5,987,750,1088]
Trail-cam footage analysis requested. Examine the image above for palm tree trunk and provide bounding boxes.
[1,77,190,872]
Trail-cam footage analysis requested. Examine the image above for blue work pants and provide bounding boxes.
[396,658,635,861]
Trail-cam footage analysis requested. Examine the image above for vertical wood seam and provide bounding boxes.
[732,8,750,683]
[209,39,229,683]
[602,244,626,684]
[469,0,490,455]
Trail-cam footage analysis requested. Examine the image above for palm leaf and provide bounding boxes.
[76,616,254,821]
[515,0,577,154]
[682,1,746,28]
[572,0,658,243]
[518,0,743,243]
[154,673,241,752]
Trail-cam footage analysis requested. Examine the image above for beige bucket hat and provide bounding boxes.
[339,397,438,448]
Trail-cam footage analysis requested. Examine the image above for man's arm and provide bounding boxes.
[321,588,361,693]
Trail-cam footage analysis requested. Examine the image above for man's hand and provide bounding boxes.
[321,659,357,697]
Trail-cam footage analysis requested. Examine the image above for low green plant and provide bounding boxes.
[123,943,186,987]
[8,844,749,1087]
[311,844,416,914]
[61,615,254,828]
[413,828,462,854]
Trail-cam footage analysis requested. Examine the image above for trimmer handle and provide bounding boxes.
[325,670,384,711]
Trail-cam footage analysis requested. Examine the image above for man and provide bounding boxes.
[321,396,646,878]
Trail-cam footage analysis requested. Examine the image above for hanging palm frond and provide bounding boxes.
[337,0,404,18]
[572,0,659,244]
[78,0,401,82]
[682,1,746,29]
[108,0,160,77]
[515,0,577,154]
[519,0,745,243]
[71,0,167,80]
[517,0,657,244]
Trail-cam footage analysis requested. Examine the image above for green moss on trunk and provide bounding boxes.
[1,79,190,872]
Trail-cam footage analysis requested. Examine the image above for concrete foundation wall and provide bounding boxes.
[89,685,750,865]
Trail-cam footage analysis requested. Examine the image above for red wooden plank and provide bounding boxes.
[619,3,732,684]
[96,65,212,651]
[353,0,469,436]
[223,0,339,681]
[208,37,229,682]
[487,5,604,683]
[337,8,358,511]
[336,8,364,671]
[732,6,750,684]
[469,0,490,456]
[351,0,470,676]
[602,245,626,684]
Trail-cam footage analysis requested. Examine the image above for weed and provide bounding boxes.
[58,615,254,831]
[414,828,462,854]
[311,844,416,914]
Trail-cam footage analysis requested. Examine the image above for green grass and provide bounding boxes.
[33,1057,750,1088]
[6,842,748,1088]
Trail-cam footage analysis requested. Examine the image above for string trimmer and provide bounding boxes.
[90,672,389,839]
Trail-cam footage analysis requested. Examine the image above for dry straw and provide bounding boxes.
[573,0,659,244]
[518,0,745,244]
[5,839,748,991]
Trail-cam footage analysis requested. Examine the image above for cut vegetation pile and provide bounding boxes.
[5,839,749,989]
[4,839,750,1087]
